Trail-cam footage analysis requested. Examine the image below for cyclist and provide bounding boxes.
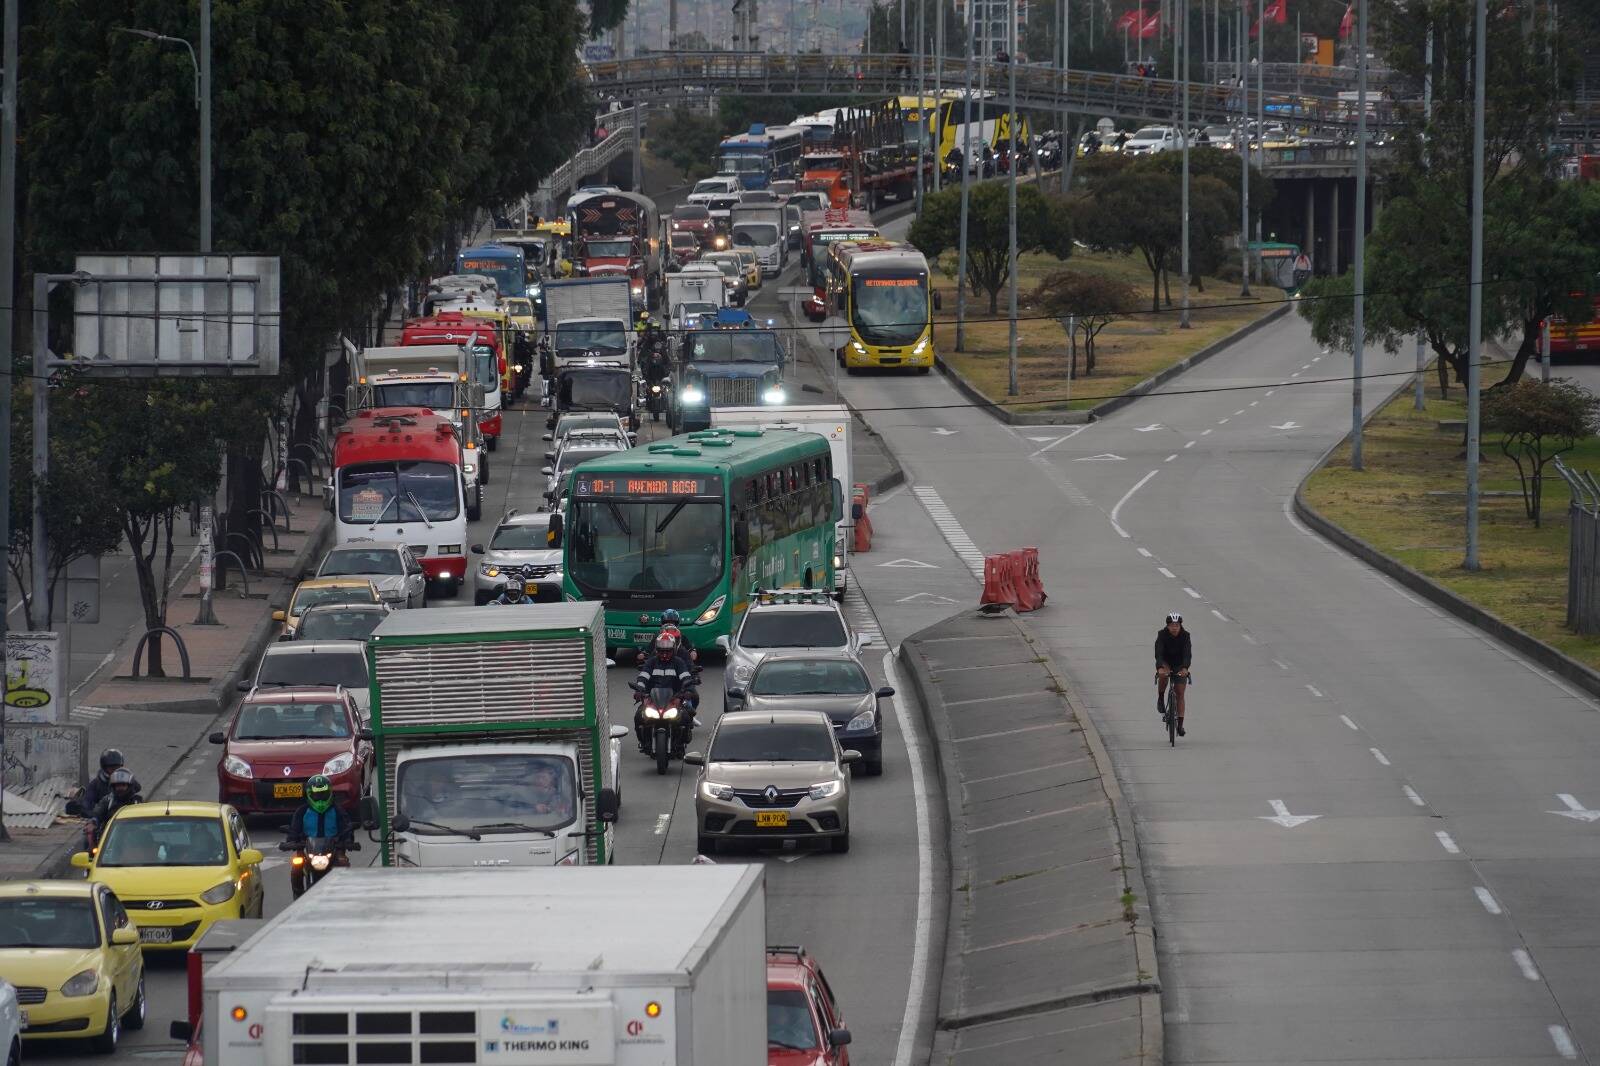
[1154,611,1191,736]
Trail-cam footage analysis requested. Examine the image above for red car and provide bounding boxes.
[766,945,851,1065]
[670,204,717,246]
[668,232,701,267]
[210,687,371,817]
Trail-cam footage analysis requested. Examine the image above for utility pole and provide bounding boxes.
[916,0,927,210]
[956,0,976,351]
[1006,0,1019,397]
[1058,0,1068,195]
[1415,24,1432,410]
[669,0,678,48]
[1237,0,1251,297]
[1464,0,1486,571]
[1180,0,1191,328]
[0,0,17,842]
[1351,0,1367,470]
[200,0,212,252]
[1254,0,1264,271]
[935,0,945,191]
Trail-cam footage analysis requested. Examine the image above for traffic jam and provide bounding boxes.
[0,103,961,1066]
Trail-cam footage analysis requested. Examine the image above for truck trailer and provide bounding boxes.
[200,865,767,1065]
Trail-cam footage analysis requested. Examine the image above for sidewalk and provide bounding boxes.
[0,494,332,880]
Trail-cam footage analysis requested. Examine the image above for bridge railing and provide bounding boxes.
[536,109,640,215]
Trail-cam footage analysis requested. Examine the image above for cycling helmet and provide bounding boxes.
[108,767,137,800]
[661,609,682,625]
[306,774,334,814]
[99,748,126,774]
[1165,612,1183,624]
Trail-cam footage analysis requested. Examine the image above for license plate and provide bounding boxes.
[607,628,628,640]
[273,782,303,799]
[18,1010,26,1030]
[139,926,174,944]
[756,811,789,828]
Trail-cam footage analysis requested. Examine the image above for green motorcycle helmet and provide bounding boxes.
[306,774,334,814]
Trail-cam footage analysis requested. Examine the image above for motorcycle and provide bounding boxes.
[631,680,697,775]
[279,835,359,898]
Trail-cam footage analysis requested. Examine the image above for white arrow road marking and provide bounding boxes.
[1026,435,1057,442]
[896,592,960,604]
[779,851,810,863]
[1259,799,1321,828]
[1134,423,1163,432]
[931,427,959,436]
[1271,421,1302,430]
[1074,452,1127,461]
[879,558,940,569]
[1549,793,1600,822]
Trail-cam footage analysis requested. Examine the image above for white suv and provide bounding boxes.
[716,590,871,711]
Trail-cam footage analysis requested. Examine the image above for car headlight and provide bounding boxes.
[851,341,867,354]
[762,387,786,404]
[223,754,253,779]
[632,284,644,295]
[530,284,542,296]
[480,564,501,577]
[913,337,929,355]
[701,781,736,801]
[323,752,355,776]
[731,662,753,683]
[809,779,843,800]
[696,596,725,624]
[643,705,661,719]
[845,709,876,732]
[200,880,238,906]
[60,969,98,997]
[833,554,842,568]
[681,387,705,403]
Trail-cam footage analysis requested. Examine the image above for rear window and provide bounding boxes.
[752,659,869,696]
[258,649,369,689]
[673,205,710,220]
[739,611,848,650]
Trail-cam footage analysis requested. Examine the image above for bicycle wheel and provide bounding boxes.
[1166,690,1177,747]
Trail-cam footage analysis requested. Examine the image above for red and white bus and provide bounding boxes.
[331,407,469,593]
[399,313,505,448]
[800,208,878,321]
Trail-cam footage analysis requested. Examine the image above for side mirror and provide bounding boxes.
[841,750,862,763]
[271,610,286,623]
[392,815,412,833]
[208,731,227,745]
[111,927,140,946]
[541,466,554,476]
[851,501,864,521]
[876,686,896,698]
[725,688,745,700]
[683,752,705,766]
[358,728,375,741]
[541,432,553,442]
[548,512,564,544]
[831,479,844,524]
[236,679,253,693]
[471,543,485,555]
[70,852,91,869]
[856,634,874,649]
[358,795,380,830]
[828,1028,853,1048]
[597,787,620,823]
[239,848,265,866]
[610,725,630,740]
[733,520,750,557]
[170,1020,194,1043]
[932,290,943,310]
[715,635,731,651]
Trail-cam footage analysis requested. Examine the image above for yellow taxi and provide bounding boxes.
[273,576,380,639]
[71,801,265,952]
[734,247,763,290]
[0,880,146,1053]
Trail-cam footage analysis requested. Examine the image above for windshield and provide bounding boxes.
[584,238,633,258]
[681,302,717,318]
[718,155,766,174]
[490,522,552,549]
[234,701,351,740]
[558,448,617,476]
[554,323,627,352]
[258,650,369,689]
[671,235,698,250]
[297,608,386,642]
[291,586,373,616]
[371,381,454,409]
[558,370,630,410]
[683,332,783,365]
[98,816,229,867]
[708,258,740,279]
[734,224,780,247]
[789,193,827,213]
[457,257,522,297]
[739,612,848,649]
[568,498,724,596]
[320,548,403,577]
[470,346,499,393]
[767,989,820,1051]
[397,754,578,833]
[0,898,100,949]
[693,180,730,195]
[753,659,869,696]
[851,274,928,346]
[339,461,461,525]
[557,415,622,438]
[711,721,836,762]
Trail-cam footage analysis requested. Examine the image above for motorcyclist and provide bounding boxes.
[491,578,535,605]
[637,608,699,664]
[284,775,352,895]
[633,631,699,748]
[80,748,137,812]
[87,768,142,837]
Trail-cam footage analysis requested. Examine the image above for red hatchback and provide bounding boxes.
[670,204,717,246]
[766,946,851,1066]
[210,687,371,817]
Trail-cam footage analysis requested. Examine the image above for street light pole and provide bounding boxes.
[1351,0,1367,470]
[200,0,211,252]
[1006,0,1019,397]
[956,0,979,352]
[1237,0,1251,297]
[0,0,17,842]
[935,0,945,192]
[1465,0,1487,571]
[1180,0,1191,328]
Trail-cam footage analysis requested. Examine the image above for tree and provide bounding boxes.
[1033,270,1139,376]
[908,182,1074,314]
[651,109,725,180]
[1483,379,1600,527]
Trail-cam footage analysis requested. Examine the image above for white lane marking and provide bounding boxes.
[1183,587,1201,599]
[1306,684,1324,698]
[1513,949,1541,981]
[1200,428,1213,436]
[1157,567,1176,579]
[1137,548,1152,558]
[885,650,934,1066]
[1211,609,1228,621]
[1313,355,1322,362]
[70,653,118,698]
[1233,409,1245,416]
[1248,400,1259,407]
[1183,440,1196,448]
[912,486,986,580]
[1290,372,1301,378]
[1370,747,1391,766]
[1283,493,1315,537]
[1339,714,1359,730]
[1264,390,1276,397]
[1474,887,1502,915]
[1403,785,1426,806]
[1027,424,1088,458]
[1164,453,1178,462]
[1550,1025,1578,1060]
[1217,417,1230,424]
[1436,830,1460,854]
[1272,658,1290,670]
[653,813,671,835]
[1241,632,1257,644]
[1301,364,1311,371]
[1109,470,1159,538]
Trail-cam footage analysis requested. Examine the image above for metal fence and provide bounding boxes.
[1555,457,1600,635]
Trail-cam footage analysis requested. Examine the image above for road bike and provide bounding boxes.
[1157,671,1191,747]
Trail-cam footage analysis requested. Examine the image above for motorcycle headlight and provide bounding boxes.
[681,386,705,404]
[310,854,331,872]
[223,754,253,779]
[480,564,501,577]
[762,386,786,404]
[644,705,662,719]
[696,596,726,624]
[323,752,355,776]
[200,879,238,905]
[701,780,736,801]
[60,969,98,997]
[845,709,876,732]
[663,706,680,720]
[650,384,662,394]
[808,779,843,801]
[851,341,867,354]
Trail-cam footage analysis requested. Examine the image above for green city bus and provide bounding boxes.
[560,427,842,653]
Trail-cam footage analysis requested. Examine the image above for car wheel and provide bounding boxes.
[866,755,884,777]
[90,992,119,1054]
[697,834,717,856]
[830,831,850,854]
[123,972,147,1030]
[8,1036,19,1066]
[480,457,490,484]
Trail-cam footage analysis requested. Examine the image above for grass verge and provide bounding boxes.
[932,249,1287,413]
[1303,380,1600,671]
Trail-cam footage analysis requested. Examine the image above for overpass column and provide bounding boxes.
[1329,179,1341,275]
[1304,183,1315,273]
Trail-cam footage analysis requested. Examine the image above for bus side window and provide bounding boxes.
[831,479,844,524]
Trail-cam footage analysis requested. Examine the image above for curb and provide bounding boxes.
[934,299,1293,427]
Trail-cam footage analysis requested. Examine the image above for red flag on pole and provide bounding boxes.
[1337,1,1354,39]
[1138,9,1161,38]
[1267,0,1287,24]
[1114,6,1142,30]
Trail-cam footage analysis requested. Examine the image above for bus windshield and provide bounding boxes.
[718,155,766,175]
[682,332,783,365]
[568,497,725,596]
[372,381,455,410]
[851,274,927,346]
[339,461,461,524]
[457,255,523,297]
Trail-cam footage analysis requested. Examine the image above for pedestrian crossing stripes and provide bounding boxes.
[843,583,884,644]
[71,704,111,721]
[911,487,986,580]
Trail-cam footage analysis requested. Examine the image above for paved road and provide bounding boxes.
[802,220,1600,1063]
[31,288,940,1064]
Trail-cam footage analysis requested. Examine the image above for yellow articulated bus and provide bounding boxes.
[893,91,1028,166]
[825,239,938,373]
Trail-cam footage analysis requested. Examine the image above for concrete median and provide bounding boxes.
[899,608,1162,1064]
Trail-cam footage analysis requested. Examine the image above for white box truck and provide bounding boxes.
[201,866,767,1066]
[711,405,854,595]
[542,277,635,375]
[729,203,788,277]
[665,265,726,329]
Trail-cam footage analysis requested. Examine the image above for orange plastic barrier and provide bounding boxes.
[980,554,1019,609]
[1013,547,1047,612]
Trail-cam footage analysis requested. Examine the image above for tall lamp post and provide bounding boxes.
[115,10,211,252]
